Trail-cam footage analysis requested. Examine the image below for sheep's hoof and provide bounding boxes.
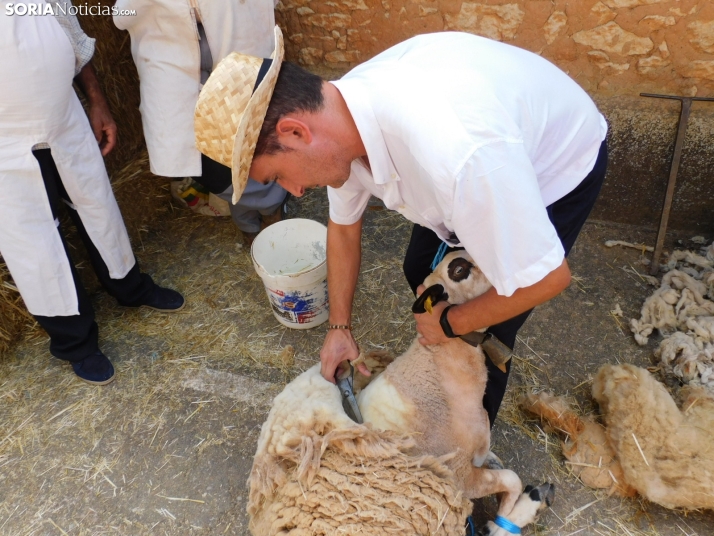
[524,482,556,510]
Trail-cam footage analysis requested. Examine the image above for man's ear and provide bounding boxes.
[275,117,312,148]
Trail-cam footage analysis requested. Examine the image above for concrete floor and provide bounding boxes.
[1,187,712,535]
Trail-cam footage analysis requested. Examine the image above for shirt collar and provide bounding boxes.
[330,78,400,185]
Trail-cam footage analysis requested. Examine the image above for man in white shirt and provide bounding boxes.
[200,30,608,424]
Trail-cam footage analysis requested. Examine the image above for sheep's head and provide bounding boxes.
[421,251,492,306]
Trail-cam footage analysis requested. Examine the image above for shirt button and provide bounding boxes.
[391,173,397,179]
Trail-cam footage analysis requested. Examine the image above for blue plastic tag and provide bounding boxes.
[494,515,521,535]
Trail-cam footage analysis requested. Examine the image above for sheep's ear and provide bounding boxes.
[447,257,474,282]
[412,284,446,314]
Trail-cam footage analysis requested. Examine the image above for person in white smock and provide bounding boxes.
[194,30,609,427]
[113,0,288,245]
[0,3,185,385]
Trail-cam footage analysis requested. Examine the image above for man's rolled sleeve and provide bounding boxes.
[452,141,564,297]
[327,173,372,225]
[53,1,95,75]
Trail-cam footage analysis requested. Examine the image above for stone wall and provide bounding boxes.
[276,0,714,233]
[276,0,714,96]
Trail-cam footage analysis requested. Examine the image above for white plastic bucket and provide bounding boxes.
[251,218,329,329]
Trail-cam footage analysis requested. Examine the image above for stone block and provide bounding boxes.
[639,15,676,31]
[681,60,714,81]
[444,2,525,41]
[543,11,567,45]
[687,20,714,54]
[419,5,439,16]
[325,49,361,62]
[602,0,667,8]
[658,40,670,58]
[573,21,653,56]
[305,13,352,30]
[298,47,324,65]
[590,2,616,26]
[636,55,670,74]
[340,0,369,10]
[588,50,630,72]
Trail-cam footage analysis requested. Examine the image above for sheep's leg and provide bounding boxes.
[479,483,555,535]
[461,466,523,515]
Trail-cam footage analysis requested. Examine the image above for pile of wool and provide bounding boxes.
[630,242,714,392]
[520,364,714,510]
[247,363,471,536]
[518,390,635,498]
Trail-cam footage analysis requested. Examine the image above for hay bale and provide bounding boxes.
[0,262,37,356]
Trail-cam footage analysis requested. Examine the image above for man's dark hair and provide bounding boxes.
[255,61,325,156]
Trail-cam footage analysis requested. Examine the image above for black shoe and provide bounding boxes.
[71,350,115,386]
[137,285,185,312]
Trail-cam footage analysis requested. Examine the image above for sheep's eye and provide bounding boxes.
[447,258,473,282]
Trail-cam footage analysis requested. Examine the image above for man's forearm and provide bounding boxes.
[73,60,117,156]
[326,218,362,325]
[447,260,572,336]
[74,61,106,105]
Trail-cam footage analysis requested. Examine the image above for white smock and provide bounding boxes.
[0,8,135,317]
[113,0,276,177]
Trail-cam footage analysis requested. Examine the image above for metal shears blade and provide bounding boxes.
[335,362,363,424]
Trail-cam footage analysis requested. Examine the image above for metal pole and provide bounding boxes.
[640,93,714,275]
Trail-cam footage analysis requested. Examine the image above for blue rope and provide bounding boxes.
[465,515,475,536]
[494,515,521,534]
[430,242,449,270]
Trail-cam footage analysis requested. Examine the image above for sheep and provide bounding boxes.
[520,364,714,510]
[247,356,474,535]
[247,251,553,535]
[357,252,537,514]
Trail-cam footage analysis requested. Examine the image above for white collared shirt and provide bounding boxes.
[328,32,607,297]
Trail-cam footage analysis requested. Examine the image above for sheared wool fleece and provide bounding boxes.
[247,365,471,536]
[518,391,635,497]
[631,243,714,392]
[593,364,714,510]
[521,364,714,510]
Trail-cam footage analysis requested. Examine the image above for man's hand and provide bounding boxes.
[74,61,117,156]
[321,218,364,382]
[88,100,117,156]
[320,328,369,383]
[414,284,452,345]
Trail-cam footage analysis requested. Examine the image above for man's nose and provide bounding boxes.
[278,180,305,198]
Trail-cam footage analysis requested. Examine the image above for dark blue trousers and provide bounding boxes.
[31,149,155,362]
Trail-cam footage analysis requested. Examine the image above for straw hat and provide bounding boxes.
[194,25,284,204]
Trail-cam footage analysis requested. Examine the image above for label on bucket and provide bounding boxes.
[265,283,329,326]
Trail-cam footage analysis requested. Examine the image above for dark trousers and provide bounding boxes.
[31,149,155,363]
[192,153,232,194]
[402,141,608,426]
